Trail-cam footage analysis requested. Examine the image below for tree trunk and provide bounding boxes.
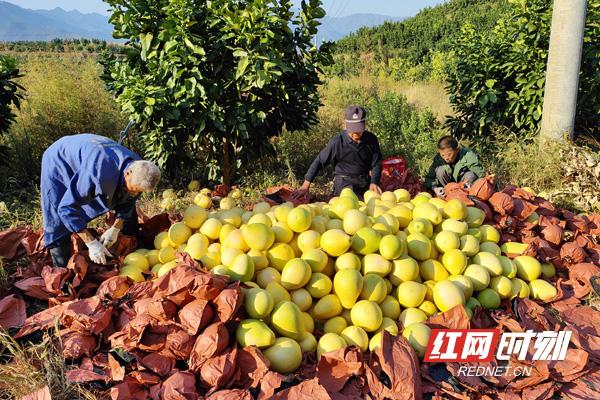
[222,137,234,186]
[539,0,587,142]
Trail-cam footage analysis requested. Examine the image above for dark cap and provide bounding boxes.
[344,105,366,133]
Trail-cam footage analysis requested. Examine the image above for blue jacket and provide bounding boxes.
[40,134,141,247]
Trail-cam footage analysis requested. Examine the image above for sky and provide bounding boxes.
[3,0,448,17]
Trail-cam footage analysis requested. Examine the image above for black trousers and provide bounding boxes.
[48,211,139,268]
[333,175,370,199]
[435,167,478,188]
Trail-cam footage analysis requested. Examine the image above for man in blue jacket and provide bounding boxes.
[41,134,161,267]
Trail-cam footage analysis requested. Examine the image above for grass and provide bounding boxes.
[0,332,96,400]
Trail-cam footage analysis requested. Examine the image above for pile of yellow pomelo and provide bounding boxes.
[119,187,558,374]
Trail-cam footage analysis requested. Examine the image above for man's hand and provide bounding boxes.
[369,183,383,195]
[100,226,120,248]
[433,186,446,198]
[86,239,112,265]
[291,180,311,200]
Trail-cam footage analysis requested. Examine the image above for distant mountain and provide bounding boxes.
[0,1,114,41]
[0,1,401,43]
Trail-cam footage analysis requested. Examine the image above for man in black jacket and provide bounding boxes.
[292,105,383,199]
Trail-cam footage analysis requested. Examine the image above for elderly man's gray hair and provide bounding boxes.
[126,160,161,191]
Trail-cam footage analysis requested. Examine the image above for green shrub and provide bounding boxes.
[0,55,127,186]
[0,55,24,166]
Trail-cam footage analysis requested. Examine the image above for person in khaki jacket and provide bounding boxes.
[425,136,485,198]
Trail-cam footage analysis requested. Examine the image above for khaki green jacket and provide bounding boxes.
[424,148,485,189]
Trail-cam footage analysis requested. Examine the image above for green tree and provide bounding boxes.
[102,0,333,184]
[0,56,24,166]
[446,0,599,140]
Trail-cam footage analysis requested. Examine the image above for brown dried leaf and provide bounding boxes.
[19,385,51,400]
[97,276,132,300]
[489,192,515,216]
[166,328,195,360]
[206,389,253,400]
[14,303,64,338]
[162,371,199,400]
[199,347,238,391]
[178,299,214,335]
[258,371,286,400]
[62,331,97,360]
[189,322,230,371]
[108,353,125,382]
[213,282,243,323]
[235,346,270,389]
[140,353,176,377]
[274,378,332,400]
[547,349,589,382]
[426,305,470,330]
[0,294,27,329]
[469,176,495,201]
[560,242,588,266]
[0,226,32,260]
[110,382,149,400]
[65,368,107,383]
[316,347,363,392]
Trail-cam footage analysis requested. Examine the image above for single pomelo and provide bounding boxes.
[297,230,321,253]
[514,256,542,282]
[323,316,347,335]
[227,253,254,282]
[529,279,557,301]
[407,233,432,261]
[265,281,291,305]
[351,227,382,255]
[498,256,517,278]
[362,253,392,276]
[119,265,145,283]
[299,332,317,353]
[380,295,401,320]
[272,222,294,243]
[434,230,460,253]
[236,319,276,348]
[442,249,468,275]
[267,243,295,271]
[407,218,433,238]
[472,252,503,277]
[433,280,465,312]
[420,259,449,282]
[477,288,501,309]
[465,207,486,228]
[399,307,428,327]
[290,288,313,311]
[320,229,351,257]
[389,256,420,286]
[448,274,474,300]
[335,252,362,271]
[403,322,431,358]
[360,274,388,303]
[489,276,512,299]
[306,272,332,299]
[379,234,406,260]
[397,281,427,308]
[343,209,369,235]
[287,207,312,233]
[280,258,312,290]
[263,337,302,374]
[301,248,328,273]
[313,294,343,320]
[341,326,369,352]
[245,288,275,319]
[441,219,469,236]
[463,264,491,291]
[270,301,306,340]
[317,333,347,359]
[351,300,383,332]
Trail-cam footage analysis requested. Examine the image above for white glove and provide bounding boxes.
[87,239,112,265]
[433,187,446,198]
[100,226,121,248]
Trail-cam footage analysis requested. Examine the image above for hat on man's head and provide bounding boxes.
[344,105,366,133]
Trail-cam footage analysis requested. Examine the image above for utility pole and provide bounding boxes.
[539,0,587,141]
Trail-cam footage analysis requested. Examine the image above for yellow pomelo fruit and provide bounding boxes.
[420,259,449,282]
[434,231,460,254]
[466,207,486,228]
[500,242,529,256]
[343,209,369,235]
[323,316,347,335]
[413,203,443,225]
[393,188,411,203]
[380,191,396,203]
[267,243,296,271]
[442,249,468,275]
[218,223,236,244]
[397,281,426,308]
[257,267,281,288]
[333,269,363,309]
[443,198,467,220]
[245,288,275,319]
[407,218,433,238]
[378,317,399,336]
[407,233,432,261]
[423,280,436,301]
[227,253,254,282]
[302,248,328,273]
[290,288,313,311]
[433,280,465,312]
[220,210,242,228]
[465,297,481,312]
[150,263,163,274]
[322,258,336,277]
[360,274,387,303]
[317,333,347,359]
[299,333,317,352]
[274,204,293,224]
[330,196,358,220]
[310,215,327,234]
[200,252,220,269]
[418,300,438,317]
[157,260,178,277]
[340,309,352,325]
[297,230,321,253]
[510,278,531,299]
[182,205,208,229]
[448,275,474,300]
[411,193,431,206]
[219,197,235,210]
[376,213,400,234]
[272,222,294,244]
[514,256,542,282]
[184,241,208,260]
[266,281,291,305]
[526,212,540,224]
[351,300,383,332]
[340,187,359,200]
[326,219,344,231]
[403,322,431,358]
[248,249,268,271]
[477,288,501,309]
[153,231,170,249]
[224,229,249,252]
[241,223,275,251]
[335,252,362,271]
[480,242,501,256]
[369,331,384,352]
[301,312,315,333]
[379,234,406,260]
[146,249,160,266]
[541,263,556,278]
[498,256,517,278]
[480,225,500,243]
[236,319,276,348]
[123,253,150,272]
[252,202,271,214]
[200,218,223,240]
[399,307,428,327]
[389,205,413,229]
[194,194,213,209]
[287,207,312,233]
[270,301,306,340]
[220,247,243,267]
[168,222,192,245]
[263,337,302,374]
[463,264,491,291]
[429,197,447,210]
[362,254,392,276]
[341,326,369,352]
[529,279,557,301]
[313,294,343,320]
[380,295,401,320]
[158,246,176,264]
[460,235,480,257]
[472,252,503,277]
[320,229,351,257]
[119,265,145,283]
[468,228,482,241]
[489,276,512,299]
[441,219,469,236]
[280,258,312,290]
[351,227,382,255]
[306,273,333,299]
[248,213,272,227]
[389,256,420,286]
